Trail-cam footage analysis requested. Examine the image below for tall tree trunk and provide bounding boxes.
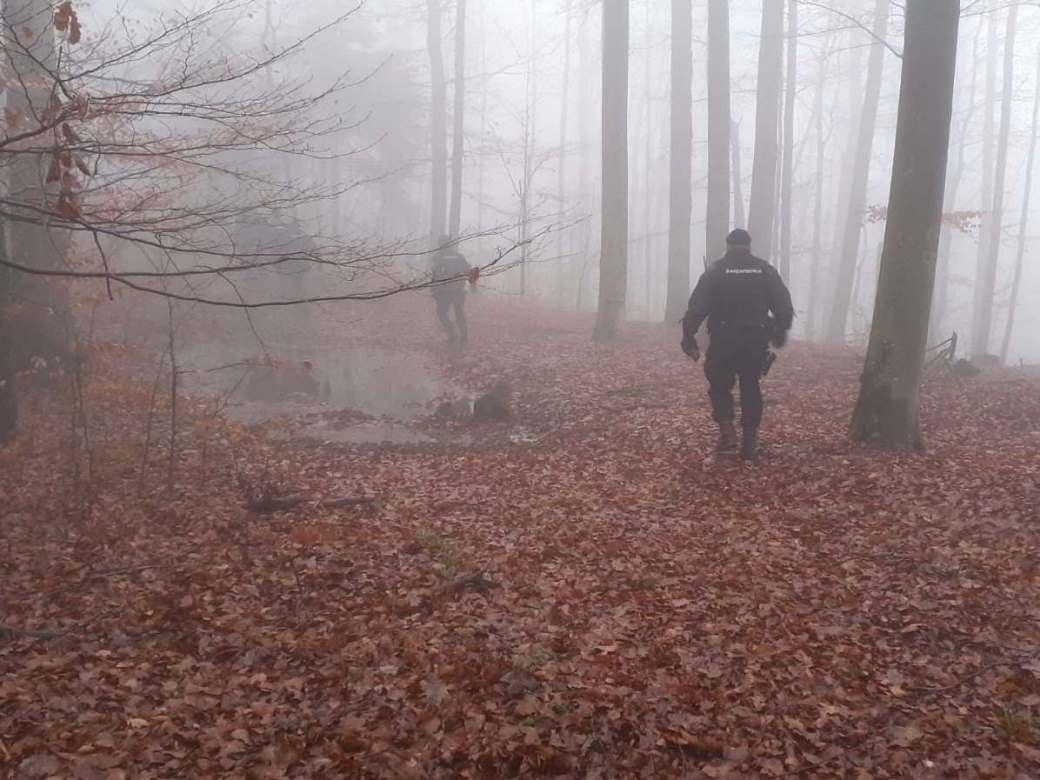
[477,0,489,231]
[427,0,448,241]
[705,0,731,264]
[641,0,654,320]
[747,0,784,259]
[825,0,890,343]
[972,6,1017,358]
[576,6,593,310]
[0,219,14,444]
[970,11,998,356]
[520,0,539,296]
[593,0,629,341]
[779,0,798,283]
[664,0,692,322]
[2,0,67,444]
[731,119,746,228]
[1001,48,1040,365]
[930,19,982,341]
[823,0,890,343]
[851,0,959,449]
[807,45,830,342]
[448,0,467,237]
[557,0,573,303]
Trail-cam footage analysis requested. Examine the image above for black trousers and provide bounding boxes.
[704,329,768,430]
[435,293,468,344]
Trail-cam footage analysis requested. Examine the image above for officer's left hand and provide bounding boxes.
[682,337,701,362]
[770,329,789,349]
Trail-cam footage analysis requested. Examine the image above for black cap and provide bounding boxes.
[726,229,751,247]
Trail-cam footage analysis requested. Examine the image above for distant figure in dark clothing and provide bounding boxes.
[681,229,794,460]
[431,236,472,348]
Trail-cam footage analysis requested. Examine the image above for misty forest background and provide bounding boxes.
[3,1,1040,778]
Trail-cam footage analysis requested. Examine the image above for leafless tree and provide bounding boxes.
[852,0,960,448]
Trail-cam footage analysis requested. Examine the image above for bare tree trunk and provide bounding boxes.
[731,119,746,229]
[705,0,731,265]
[665,0,692,322]
[427,0,448,241]
[593,0,629,341]
[1001,47,1040,365]
[2,0,69,444]
[448,0,467,238]
[778,0,798,283]
[642,0,654,320]
[970,12,998,357]
[807,45,830,342]
[557,0,573,302]
[477,0,489,232]
[851,0,959,449]
[972,6,1017,358]
[825,0,890,343]
[519,0,539,296]
[930,20,982,342]
[0,219,14,444]
[747,0,784,259]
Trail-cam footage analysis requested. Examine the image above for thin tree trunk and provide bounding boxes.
[747,0,784,259]
[807,45,830,342]
[779,0,798,283]
[702,0,731,267]
[731,119,746,229]
[642,0,654,320]
[665,0,693,323]
[0,218,14,444]
[1001,47,1040,364]
[427,0,448,241]
[557,0,573,303]
[477,0,489,231]
[825,0,890,343]
[851,0,959,449]
[576,5,593,310]
[2,0,69,443]
[972,6,1017,358]
[520,0,539,296]
[970,11,998,356]
[931,19,982,341]
[593,0,629,341]
[448,0,467,237]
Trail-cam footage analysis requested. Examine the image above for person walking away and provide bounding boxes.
[681,229,794,460]
[431,236,472,348]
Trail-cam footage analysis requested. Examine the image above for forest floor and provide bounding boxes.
[2,296,1040,779]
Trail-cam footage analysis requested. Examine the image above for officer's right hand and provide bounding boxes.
[682,337,701,362]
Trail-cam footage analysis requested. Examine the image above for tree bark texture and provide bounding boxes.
[448,0,467,238]
[779,0,797,283]
[970,10,998,357]
[427,0,448,241]
[825,0,890,343]
[747,0,783,259]
[593,0,629,341]
[665,0,693,323]
[851,0,959,449]
[705,0,730,264]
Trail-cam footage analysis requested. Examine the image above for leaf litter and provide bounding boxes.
[2,298,1039,778]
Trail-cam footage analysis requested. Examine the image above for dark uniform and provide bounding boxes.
[681,229,794,459]
[431,239,471,347]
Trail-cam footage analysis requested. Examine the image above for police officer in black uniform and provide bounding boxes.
[681,229,794,460]
[431,236,473,348]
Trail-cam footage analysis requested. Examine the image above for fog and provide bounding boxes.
[10,0,1029,365]
[6,3,1040,775]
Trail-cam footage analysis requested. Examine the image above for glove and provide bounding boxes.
[770,329,789,349]
[682,336,701,362]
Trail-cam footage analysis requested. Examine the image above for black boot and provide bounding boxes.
[741,428,759,461]
[716,421,739,454]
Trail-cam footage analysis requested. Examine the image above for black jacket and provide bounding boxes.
[431,250,471,298]
[682,249,794,342]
